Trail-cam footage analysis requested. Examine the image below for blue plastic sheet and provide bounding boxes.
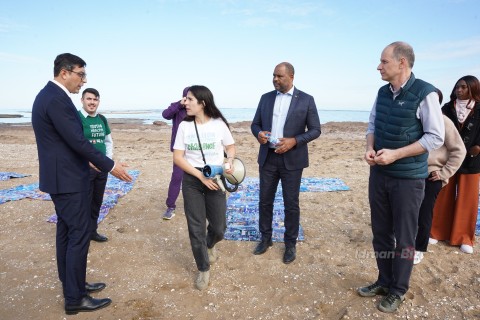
[0,171,138,224]
[47,170,139,223]
[0,183,46,204]
[224,177,350,242]
[0,172,30,181]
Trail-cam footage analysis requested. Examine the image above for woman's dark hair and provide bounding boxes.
[185,85,230,128]
[434,88,443,105]
[449,75,480,102]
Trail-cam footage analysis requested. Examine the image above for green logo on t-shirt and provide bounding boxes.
[79,112,111,155]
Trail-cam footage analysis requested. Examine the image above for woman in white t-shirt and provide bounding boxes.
[173,85,236,290]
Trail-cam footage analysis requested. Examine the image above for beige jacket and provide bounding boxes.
[428,115,466,187]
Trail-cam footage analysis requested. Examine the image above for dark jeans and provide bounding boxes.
[416,178,442,252]
[51,191,91,304]
[369,166,425,296]
[166,162,183,209]
[88,168,108,235]
[182,172,226,272]
[259,149,303,248]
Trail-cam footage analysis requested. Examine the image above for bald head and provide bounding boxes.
[387,41,415,69]
[277,62,295,76]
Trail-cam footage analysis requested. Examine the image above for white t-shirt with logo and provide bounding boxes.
[174,118,234,168]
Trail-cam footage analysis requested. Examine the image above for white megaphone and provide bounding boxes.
[202,157,246,192]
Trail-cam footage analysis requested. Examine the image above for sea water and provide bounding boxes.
[0,108,370,124]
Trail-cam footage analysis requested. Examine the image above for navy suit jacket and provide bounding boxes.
[32,81,114,194]
[251,87,321,170]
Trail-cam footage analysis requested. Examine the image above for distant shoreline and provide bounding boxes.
[0,108,370,124]
[0,114,23,118]
[0,119,369,130]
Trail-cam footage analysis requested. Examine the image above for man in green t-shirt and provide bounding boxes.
[79,88,113,243]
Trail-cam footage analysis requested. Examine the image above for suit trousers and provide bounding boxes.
[369,166,425,296]
[166,162,183,209]
[182,172,226,272]
[259,148,303,248]
[88,168,108,235]
[415,178,442,252]
[50,191,91,304]
[431,172,479,246]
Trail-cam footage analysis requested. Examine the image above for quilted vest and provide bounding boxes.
[374,74,435,179]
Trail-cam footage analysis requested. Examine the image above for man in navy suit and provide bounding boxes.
[251,62,321,264]
[31,53,132,315]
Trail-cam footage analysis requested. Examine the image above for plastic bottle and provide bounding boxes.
[265,133,279,146]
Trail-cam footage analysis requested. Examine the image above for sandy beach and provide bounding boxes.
[0,120,479,320]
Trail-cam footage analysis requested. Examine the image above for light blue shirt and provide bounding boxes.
[270,86,294,147]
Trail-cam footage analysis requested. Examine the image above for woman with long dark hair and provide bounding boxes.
[173,85,236,289]
[431,75,480,254]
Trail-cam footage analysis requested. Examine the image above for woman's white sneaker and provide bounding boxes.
[460,244,473,254]
[413,251,424,265]
[428,238,438,245]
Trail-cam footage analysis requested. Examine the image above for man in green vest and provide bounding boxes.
[79,88,112,243]
[358,42,445,313]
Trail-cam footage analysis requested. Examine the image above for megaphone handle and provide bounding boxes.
[214,175,226,193]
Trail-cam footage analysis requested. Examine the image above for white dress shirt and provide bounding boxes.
[270,86,294,147]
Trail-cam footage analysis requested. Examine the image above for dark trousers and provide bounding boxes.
[88,168,108,235]
[368,166,425,296]
[415,178,442,252]
[259,149,303,248]
[182,172,227,272]
[51,191,91,304]
[166,162,183,209]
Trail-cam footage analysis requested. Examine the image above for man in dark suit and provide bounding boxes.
[251,62,321,264]
[31,53,132,315]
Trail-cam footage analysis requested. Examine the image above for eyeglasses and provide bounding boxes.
[66,69,87,80]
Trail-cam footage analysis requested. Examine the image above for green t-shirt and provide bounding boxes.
[79,112,111,155]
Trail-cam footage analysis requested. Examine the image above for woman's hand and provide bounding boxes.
[180,97,187,106]
[201,176,220,190]
[428,170,440,181]
[224,158,234,174]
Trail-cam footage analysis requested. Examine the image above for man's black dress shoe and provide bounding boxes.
[62,282,106,297]
[253,240,273,255]
[283,246,296,264]
[65,295,111,315]
[86,282,106,293]
[91,232,108,242]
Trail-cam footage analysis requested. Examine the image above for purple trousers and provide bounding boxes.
[166,162,183,208]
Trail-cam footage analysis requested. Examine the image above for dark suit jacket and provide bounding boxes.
[251,87,321,170]
[32,81,114,194]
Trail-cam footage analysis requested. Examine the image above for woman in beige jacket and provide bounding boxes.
[414,91,466,264]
